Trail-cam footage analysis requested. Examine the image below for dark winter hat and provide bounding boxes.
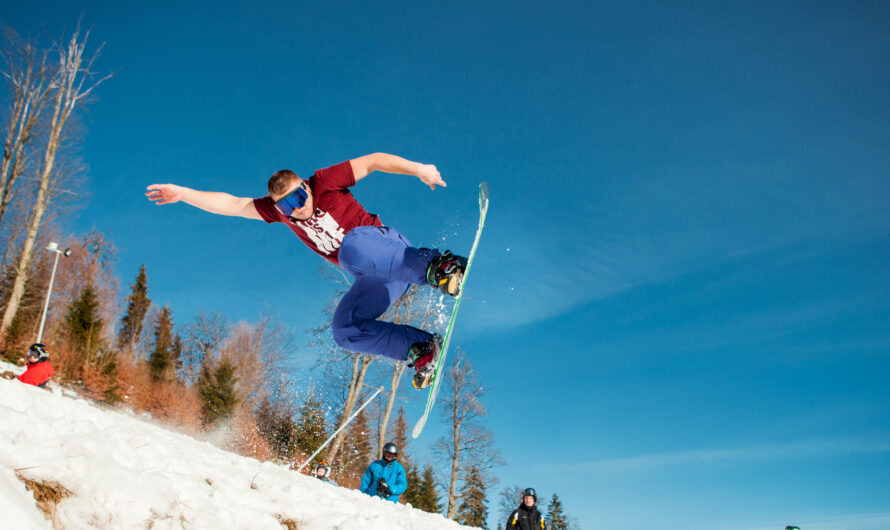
[522,488,537,500]
[28,343,48,358]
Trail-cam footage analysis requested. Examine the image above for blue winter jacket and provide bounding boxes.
[359,458,407,502]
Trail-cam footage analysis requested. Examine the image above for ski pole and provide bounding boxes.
[297,385,384,473]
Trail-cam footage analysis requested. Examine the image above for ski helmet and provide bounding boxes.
[315,460,331,478]
[28,343,48,359]
[382,443,398,457]
[522,487,537,500]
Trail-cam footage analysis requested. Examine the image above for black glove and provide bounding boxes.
[377,478,392,497]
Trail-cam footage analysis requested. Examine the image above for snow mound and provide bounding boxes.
[0,364,470,530]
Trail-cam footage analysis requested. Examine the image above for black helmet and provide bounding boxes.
[28,343,48,358]
[522,487,537,500]
[315,460,331,477]
[382,442,398,457]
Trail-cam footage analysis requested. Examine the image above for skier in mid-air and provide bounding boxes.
[146,153,465,389]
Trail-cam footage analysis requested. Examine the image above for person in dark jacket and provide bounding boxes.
[17,343,54,388]
[359,442,407,503]
[506,487,546,530]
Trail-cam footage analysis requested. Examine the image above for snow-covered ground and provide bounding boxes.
[0,361,470,530]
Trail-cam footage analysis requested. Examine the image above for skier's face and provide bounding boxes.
[523,495,535,507]
[273,179,314,223]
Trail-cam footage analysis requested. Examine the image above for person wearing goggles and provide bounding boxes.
[146,153,466,390]
[18,343,54,388]
[359,442,406,503]
[507,487,546,530]
[313,460,336,485]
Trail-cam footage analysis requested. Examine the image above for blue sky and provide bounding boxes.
[4,1,890,528]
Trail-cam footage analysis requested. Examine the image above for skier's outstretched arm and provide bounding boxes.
[349,153,446,190]
[145,183,262,220]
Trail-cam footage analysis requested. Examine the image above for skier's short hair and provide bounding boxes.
[268,169,300,197]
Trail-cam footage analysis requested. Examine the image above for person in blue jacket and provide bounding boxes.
[360,442,407,503]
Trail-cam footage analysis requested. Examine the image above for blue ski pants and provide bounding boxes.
[332,226,436,360]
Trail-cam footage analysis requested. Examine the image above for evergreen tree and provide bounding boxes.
[197,357,239,425]
[0,254,49,355]
[64,283,104,372]
[456,465,489,528]
[255,397,297,462]
[393,406,411,469]
[402,464,422,506]
[116,264,151,354]
[339,407,373,480]
[293,393,330,468]
[547,493,569,530]
[147,305,175,381]
[414,463,441,514]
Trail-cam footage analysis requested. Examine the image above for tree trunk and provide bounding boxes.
[326,353,373,463]
[0,73,63,337]
[377,362,405,458]
[446,396,462,518]
[0,26,108,338]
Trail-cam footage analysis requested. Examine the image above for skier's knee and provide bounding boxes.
[332,322,357,350]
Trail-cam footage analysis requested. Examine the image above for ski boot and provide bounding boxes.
[426,250,468,297]
[406,334,443,390]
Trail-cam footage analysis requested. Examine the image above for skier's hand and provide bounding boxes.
[417,164,446,190]
[145,183,184,205]
[377,478,392,497]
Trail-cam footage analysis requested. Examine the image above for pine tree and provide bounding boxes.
[197,357,239,425]
[414,463,441,514]
[402,464,422,506]
[456,465,489,528]
[339,407,373,480]
[116,264,150,355]
[293,393,330,468]
[547,493,569,530]
[63,282,104,376]
[147,305,175,381]
[393,406,411,470]
[256,397,297,462]
[0,253,50,354]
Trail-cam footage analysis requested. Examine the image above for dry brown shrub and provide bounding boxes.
[50,342,82,382]
[276,514,301,529]
[78,359,117,402]
[118,361,202,433]
[15,471,72,523]
[224,407,275,461]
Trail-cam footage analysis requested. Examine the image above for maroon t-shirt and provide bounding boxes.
[253,160,382,266]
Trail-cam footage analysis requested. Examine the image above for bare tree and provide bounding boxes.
[306,265,378,465]
[434,350,503,519]
[219,312,293,408]
[376,285,441,458]
[180,310,229,385]
[1,23,110,337]
[0,26,53,233]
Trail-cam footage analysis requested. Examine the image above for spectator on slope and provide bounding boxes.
[314,460,337,485]
[507,487,546,530]
[359,442,407,503]
[17,343,54,388]
[146,153,466,390]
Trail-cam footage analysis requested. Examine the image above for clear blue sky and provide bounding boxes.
[4,1,890,528]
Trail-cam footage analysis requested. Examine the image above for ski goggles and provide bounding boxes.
[274,181,309,217]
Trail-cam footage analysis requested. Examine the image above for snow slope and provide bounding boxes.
[0,361,470,530]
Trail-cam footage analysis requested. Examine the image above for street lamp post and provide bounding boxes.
[36,241,72,344]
